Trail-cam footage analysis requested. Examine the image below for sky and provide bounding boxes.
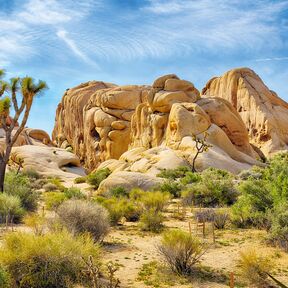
[0,0,288,135]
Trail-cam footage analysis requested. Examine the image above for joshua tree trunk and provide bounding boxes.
[0,158,6,192]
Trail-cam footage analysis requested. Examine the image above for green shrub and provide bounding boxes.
[23,169,41,180]
[267,204,288,252]
[4,172,39,212]
[57,200,110,242]
[0,266,10,288]
[180,172,201,185]
[0,231,100,288]
[130,188,145,200]
[0,193,24,224]
[139,209,164,233]
[213,209,230,229]
[63,187,85,200]
[43,183,59,192]
[157,166,190,180]
[46,178,65,191]
[238,249,273,287]
[100,197,141,225]
[23,213,46,236]
[108,186,129,198]
[159,180,182,198]
[182,179,237,207]
[139,191,170,212]
[44,192,67,211]
[73,176,87,184]
[86,168,111,189]
[158,229,206,275]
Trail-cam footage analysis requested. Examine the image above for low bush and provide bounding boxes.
[43,183,59,192]
[4,171,39,212]
[157,166,190,180]
[47,178,65,191]
[158,229,206,275]
[0,193,24,224]
[0,266,10,288]
[0,231,100,288]
[108,186,129,198]
[86,168,111,189]
[238,249,273,287]
[159,181,182,198]
[63,187,85,200]
[139,191,170,212]
[180,172,201,185]
[267,204,288,252]
[100,197,141,225]
[74,176,87,184]
[23,213,46,235]
[139,209,164,233]
[57,200,110,242]
[23,169,41,180]
[44,192,67,211]
[213,209,230,229]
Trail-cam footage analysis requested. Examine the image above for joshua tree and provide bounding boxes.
[191,132,212,172]
[0,69,47,192]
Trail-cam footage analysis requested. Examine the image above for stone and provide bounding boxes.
[202,67,288,156]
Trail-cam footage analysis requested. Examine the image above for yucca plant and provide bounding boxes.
[0,69,47,192]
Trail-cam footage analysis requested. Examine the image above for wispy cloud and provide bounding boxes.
[56,29,97,66]
[255,57,288,62]
[0,0,287,67]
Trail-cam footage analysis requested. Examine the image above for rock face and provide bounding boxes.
[0,127,84,181]
[202,68,288,156]
[52,68,288,191]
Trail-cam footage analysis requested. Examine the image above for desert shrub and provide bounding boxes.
[139,209,164,232]
[57,200,110,242]
[86,168,111,189]
[158,229,206,275]
[159,180,182,198]
[0,231,100,288]
[43,183,58,192]
[30,178,47,190]
[63,187,85,200]
[23,169,41,180]
[182,181,237,207]
[266,204,288,252]
[0,193,24,224]
[108,186,129,198]
[23,213,46,235]
[74,176,87,184]
[139,191,171,212]
[100,197,141,225]
[130,188,145,200]
[44,192,67,211]
[180,172,201,185]
[0,266,10,288]
[157,166,190,180]
[194,209,215,223]
[47,177,65,191]
[238,249,273,287]
[4,172,38,212]
[213,209,230,229]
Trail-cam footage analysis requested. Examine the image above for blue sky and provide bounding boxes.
[0,0,288,135]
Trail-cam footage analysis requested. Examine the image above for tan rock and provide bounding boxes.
[152,74,179,89]
[202,67,288,156]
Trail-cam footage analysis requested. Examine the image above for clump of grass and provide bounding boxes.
[139,209,164,233]
[57,200,110,242]
[74,176,87,184]
[158,229,206,275]
[0,231,100,288]
[87,168,111,189]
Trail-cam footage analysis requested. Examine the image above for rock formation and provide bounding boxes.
[52,68,288,190]
[0,127,84,181]
[202,68,288,156]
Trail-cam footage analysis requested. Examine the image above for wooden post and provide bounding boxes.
[202,221,205,238]
[212,221,215,244]
[230,272,234,288]
[188,221,192,234]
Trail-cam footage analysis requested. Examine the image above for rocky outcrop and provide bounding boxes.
[202,68,288,156]
[0,127,84,181]
[53,71,270,187]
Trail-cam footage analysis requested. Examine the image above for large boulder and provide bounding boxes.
[202,67,288,156]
